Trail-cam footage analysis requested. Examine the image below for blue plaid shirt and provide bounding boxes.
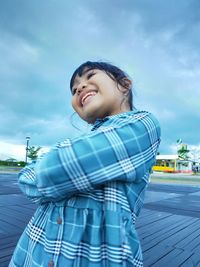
[9,110,161,267]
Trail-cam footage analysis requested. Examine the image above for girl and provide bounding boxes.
[9,61,161,267]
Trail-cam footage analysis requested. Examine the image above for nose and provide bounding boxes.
[77,82,87,94]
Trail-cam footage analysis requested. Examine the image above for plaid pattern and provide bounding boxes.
[9,110,161,267]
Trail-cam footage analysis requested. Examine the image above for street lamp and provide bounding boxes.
[25,136,30,164]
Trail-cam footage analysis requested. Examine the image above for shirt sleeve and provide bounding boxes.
[18,153,53,204]
[18,111,161,202]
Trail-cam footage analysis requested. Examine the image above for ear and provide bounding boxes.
[121,78,132,93]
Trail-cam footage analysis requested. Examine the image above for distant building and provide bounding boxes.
[153,154,193,173]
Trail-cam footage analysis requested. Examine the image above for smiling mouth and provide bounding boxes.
[81,91,97,106]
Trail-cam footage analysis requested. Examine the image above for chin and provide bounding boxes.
[81,109,100,124]
[80,113,95,124]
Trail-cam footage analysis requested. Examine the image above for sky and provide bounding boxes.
[0,0,200,161]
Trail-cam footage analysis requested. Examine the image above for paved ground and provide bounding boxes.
[1,172,200,266]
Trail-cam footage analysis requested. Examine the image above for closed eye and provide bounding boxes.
[87,71,96,79]
[71,71,96,95]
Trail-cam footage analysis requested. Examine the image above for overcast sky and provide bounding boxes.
[0,0,200,160]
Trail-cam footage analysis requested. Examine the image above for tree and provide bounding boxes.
[18,161,26,167]
[178,144,190,160]
[27,146,41,161]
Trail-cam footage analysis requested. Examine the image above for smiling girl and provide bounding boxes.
[9,61,161,267]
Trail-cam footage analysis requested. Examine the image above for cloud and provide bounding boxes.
[0,141,26,160]
[0,0,199,160]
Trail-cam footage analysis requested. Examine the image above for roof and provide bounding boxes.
[156,154,178,160]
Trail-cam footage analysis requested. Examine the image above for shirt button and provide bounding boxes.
[48,260,54,267]
[57,217,62,225]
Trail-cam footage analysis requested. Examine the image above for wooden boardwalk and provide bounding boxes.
[138,183,200,267]
[1,173,200,266]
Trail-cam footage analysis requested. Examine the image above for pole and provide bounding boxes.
[25,137,30,164]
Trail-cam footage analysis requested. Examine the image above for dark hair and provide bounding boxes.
[70,61,133,110]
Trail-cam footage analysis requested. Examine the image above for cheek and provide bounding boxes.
[72,97,82,114]
[71,98,77,110]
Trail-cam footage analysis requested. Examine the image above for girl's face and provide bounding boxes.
[71,68,130,124]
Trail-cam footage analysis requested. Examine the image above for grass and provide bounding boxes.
[0,166,22,173]
[150,176,200,185]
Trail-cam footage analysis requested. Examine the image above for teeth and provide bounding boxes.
[81,92,97,105]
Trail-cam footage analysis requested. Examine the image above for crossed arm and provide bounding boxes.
[19,111,161,204]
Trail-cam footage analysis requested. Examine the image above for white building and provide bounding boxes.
[153,154,193,173]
